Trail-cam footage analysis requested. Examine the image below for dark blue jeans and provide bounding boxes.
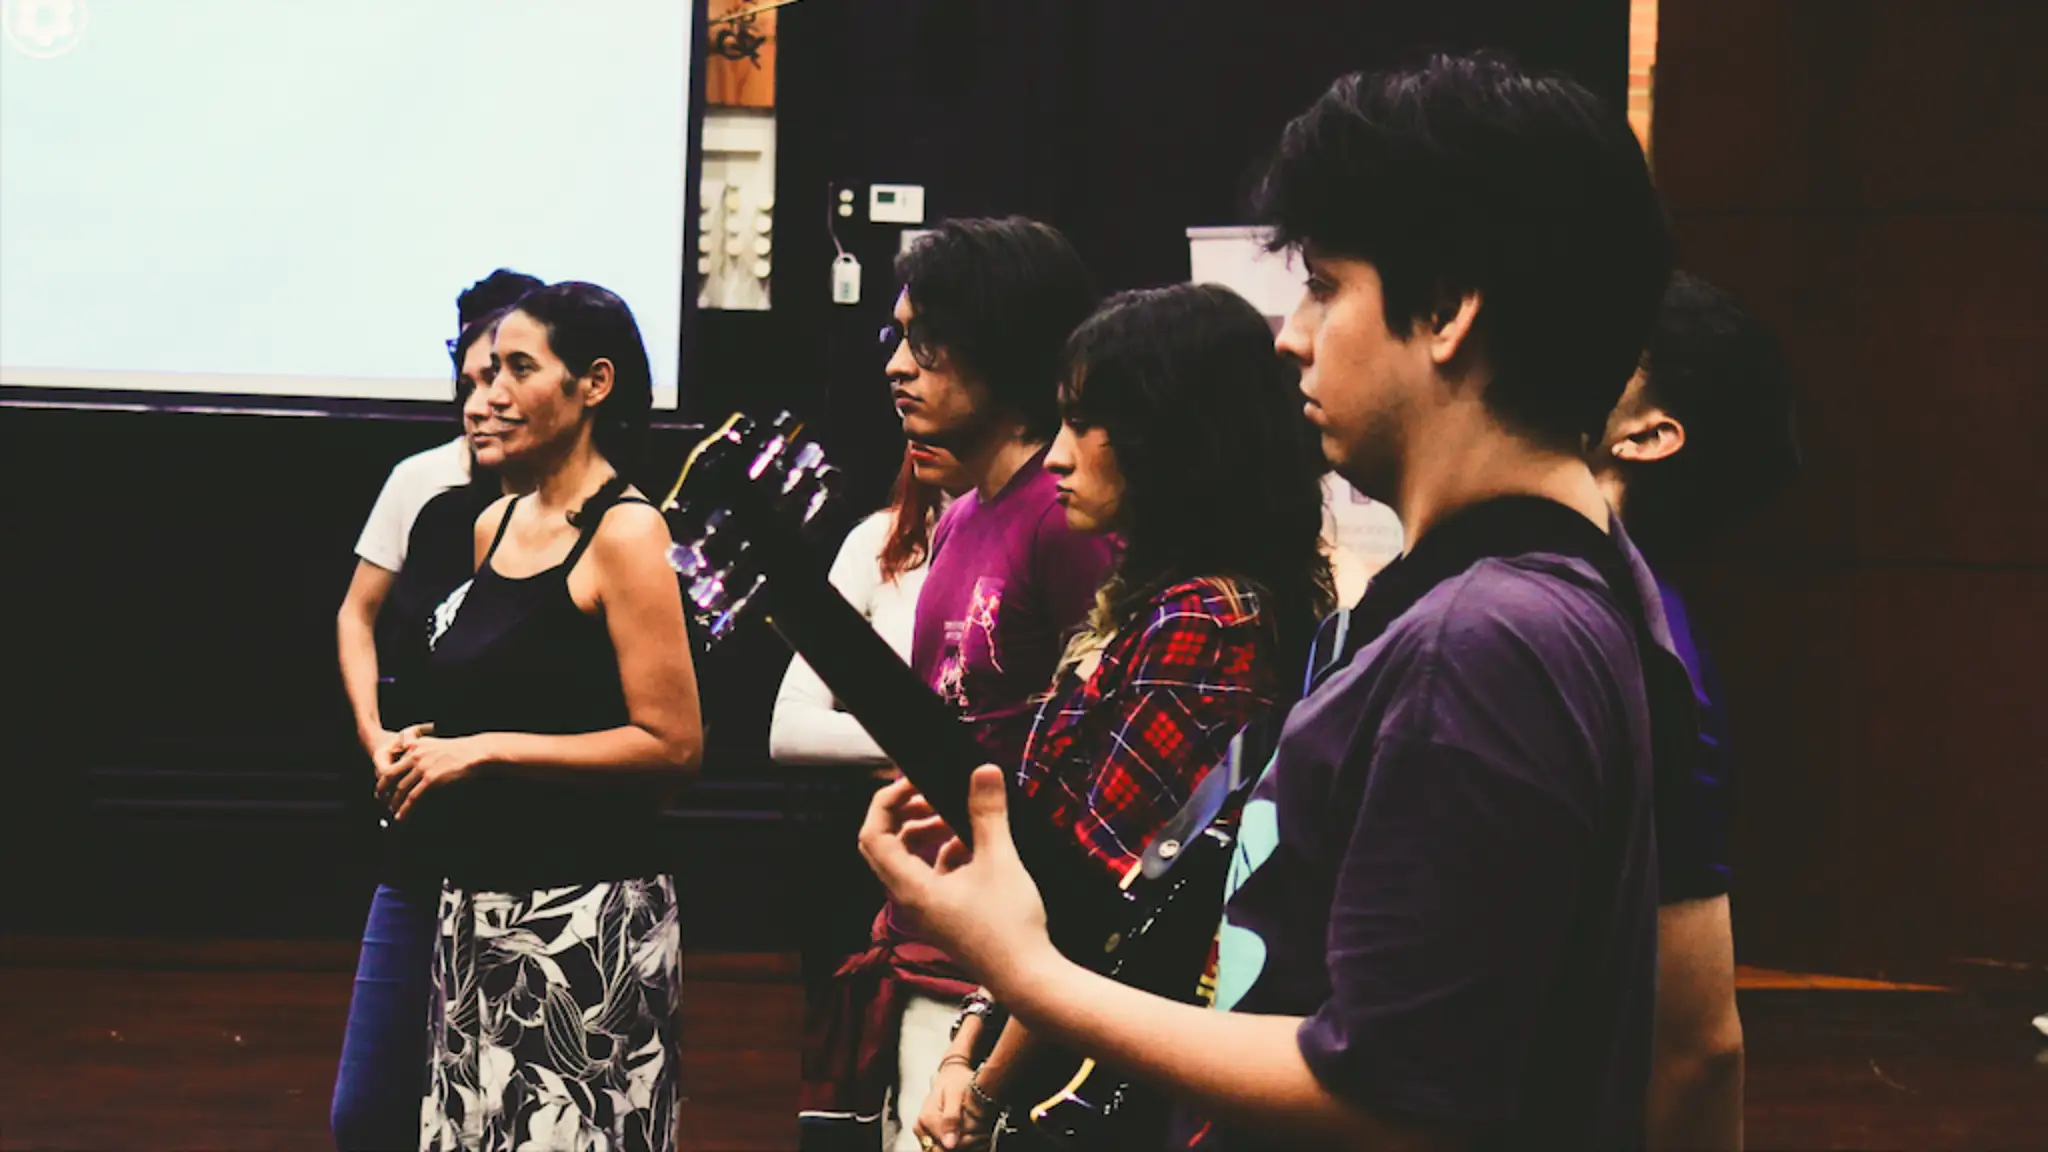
[331,883,438,1152]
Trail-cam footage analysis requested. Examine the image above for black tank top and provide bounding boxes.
[422,476,667,889]
[375,479,504,890]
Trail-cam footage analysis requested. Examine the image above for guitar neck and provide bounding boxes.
[758,558,1130,959]
[754,545,989,843]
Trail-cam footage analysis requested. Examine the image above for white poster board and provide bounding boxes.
[1322,474,1405,568]
[1187,225,1306,321]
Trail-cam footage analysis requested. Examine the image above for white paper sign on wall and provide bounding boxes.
[1322,474,1405,568]
[1187,226,1304,319]
[1188,225,1408,569]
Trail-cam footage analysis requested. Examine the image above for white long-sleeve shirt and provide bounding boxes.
[767,510,929,766]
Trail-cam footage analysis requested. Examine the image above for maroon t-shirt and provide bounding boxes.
[911,447,1118,770]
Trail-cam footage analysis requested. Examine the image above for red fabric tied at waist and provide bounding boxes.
[800,900,977,1121]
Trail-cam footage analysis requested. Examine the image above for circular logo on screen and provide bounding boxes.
[2,0,88,58]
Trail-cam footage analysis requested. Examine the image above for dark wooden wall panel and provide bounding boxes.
[1829,569,2048,977]
[1830,214,2048,566]
[1661,216,1861,562]
[1682,212,2048,567]
[1653,0,1848,212]
[1682,560,1847,975]
[1660,0,2048,987]
[1657,0,2048,215]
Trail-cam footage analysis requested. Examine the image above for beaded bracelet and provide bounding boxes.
[948,990,996,1040]
[967,1074,1003,1114]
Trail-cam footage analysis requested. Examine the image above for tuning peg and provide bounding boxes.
[755,412,812,477]
[687,567,731,613]
[697,509,737,557]
[667,541,708,578]
[721,415,759,460]
[707,573,767,639]
[780,441,826,495]
[748,442,785,482]
[748,416,796,482]
[689,512,720,555]
[689,533,757,601]
[685,606,723,649]
[803,465,842,525]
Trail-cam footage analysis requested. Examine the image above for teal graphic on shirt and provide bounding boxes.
[1213,794,1279,1012]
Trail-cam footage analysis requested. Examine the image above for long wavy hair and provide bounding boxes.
[1056,284,1333,681]
[877,445,948,582]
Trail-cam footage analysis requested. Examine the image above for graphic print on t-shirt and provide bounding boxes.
[1214,794,1279,1012]
[935,575,1006,710]
[428,579,472,651]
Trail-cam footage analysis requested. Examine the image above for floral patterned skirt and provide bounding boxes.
[422,876,681,1152]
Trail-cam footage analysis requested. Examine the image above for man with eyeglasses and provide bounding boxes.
[883,217,1112,771]
[800,218,1113,1152]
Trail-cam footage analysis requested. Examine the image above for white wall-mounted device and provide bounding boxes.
[868,183,926,225]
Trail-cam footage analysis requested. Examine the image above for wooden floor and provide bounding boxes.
[2,941,2044,1151]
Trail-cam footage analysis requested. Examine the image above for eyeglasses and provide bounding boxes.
[877,317,940,371]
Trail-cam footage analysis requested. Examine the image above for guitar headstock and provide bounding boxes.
[660,411,841,645]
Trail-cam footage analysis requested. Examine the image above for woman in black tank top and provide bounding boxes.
[377,282,702,1152]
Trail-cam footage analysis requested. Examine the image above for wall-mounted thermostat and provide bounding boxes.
[869,183,926,225]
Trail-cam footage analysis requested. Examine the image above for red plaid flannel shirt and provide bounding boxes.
[1018,577,1284,882]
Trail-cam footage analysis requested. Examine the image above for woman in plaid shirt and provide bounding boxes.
[918,283,1336,1149]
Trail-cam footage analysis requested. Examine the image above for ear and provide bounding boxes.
[581,358,616,410]
[1426,289,1483,367]
[1608,406,1686,464]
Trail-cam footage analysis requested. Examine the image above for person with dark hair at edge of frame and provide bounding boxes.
[1592,270,1800,1152]
[859,52,1697,1151]
[330,269,541,1152]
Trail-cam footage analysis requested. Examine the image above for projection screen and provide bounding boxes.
[0,0,696,409]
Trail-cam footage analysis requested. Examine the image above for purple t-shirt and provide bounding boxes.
[911,447,1118,770]
[1654,578,1732,903]
[1203,550,1661,1151]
